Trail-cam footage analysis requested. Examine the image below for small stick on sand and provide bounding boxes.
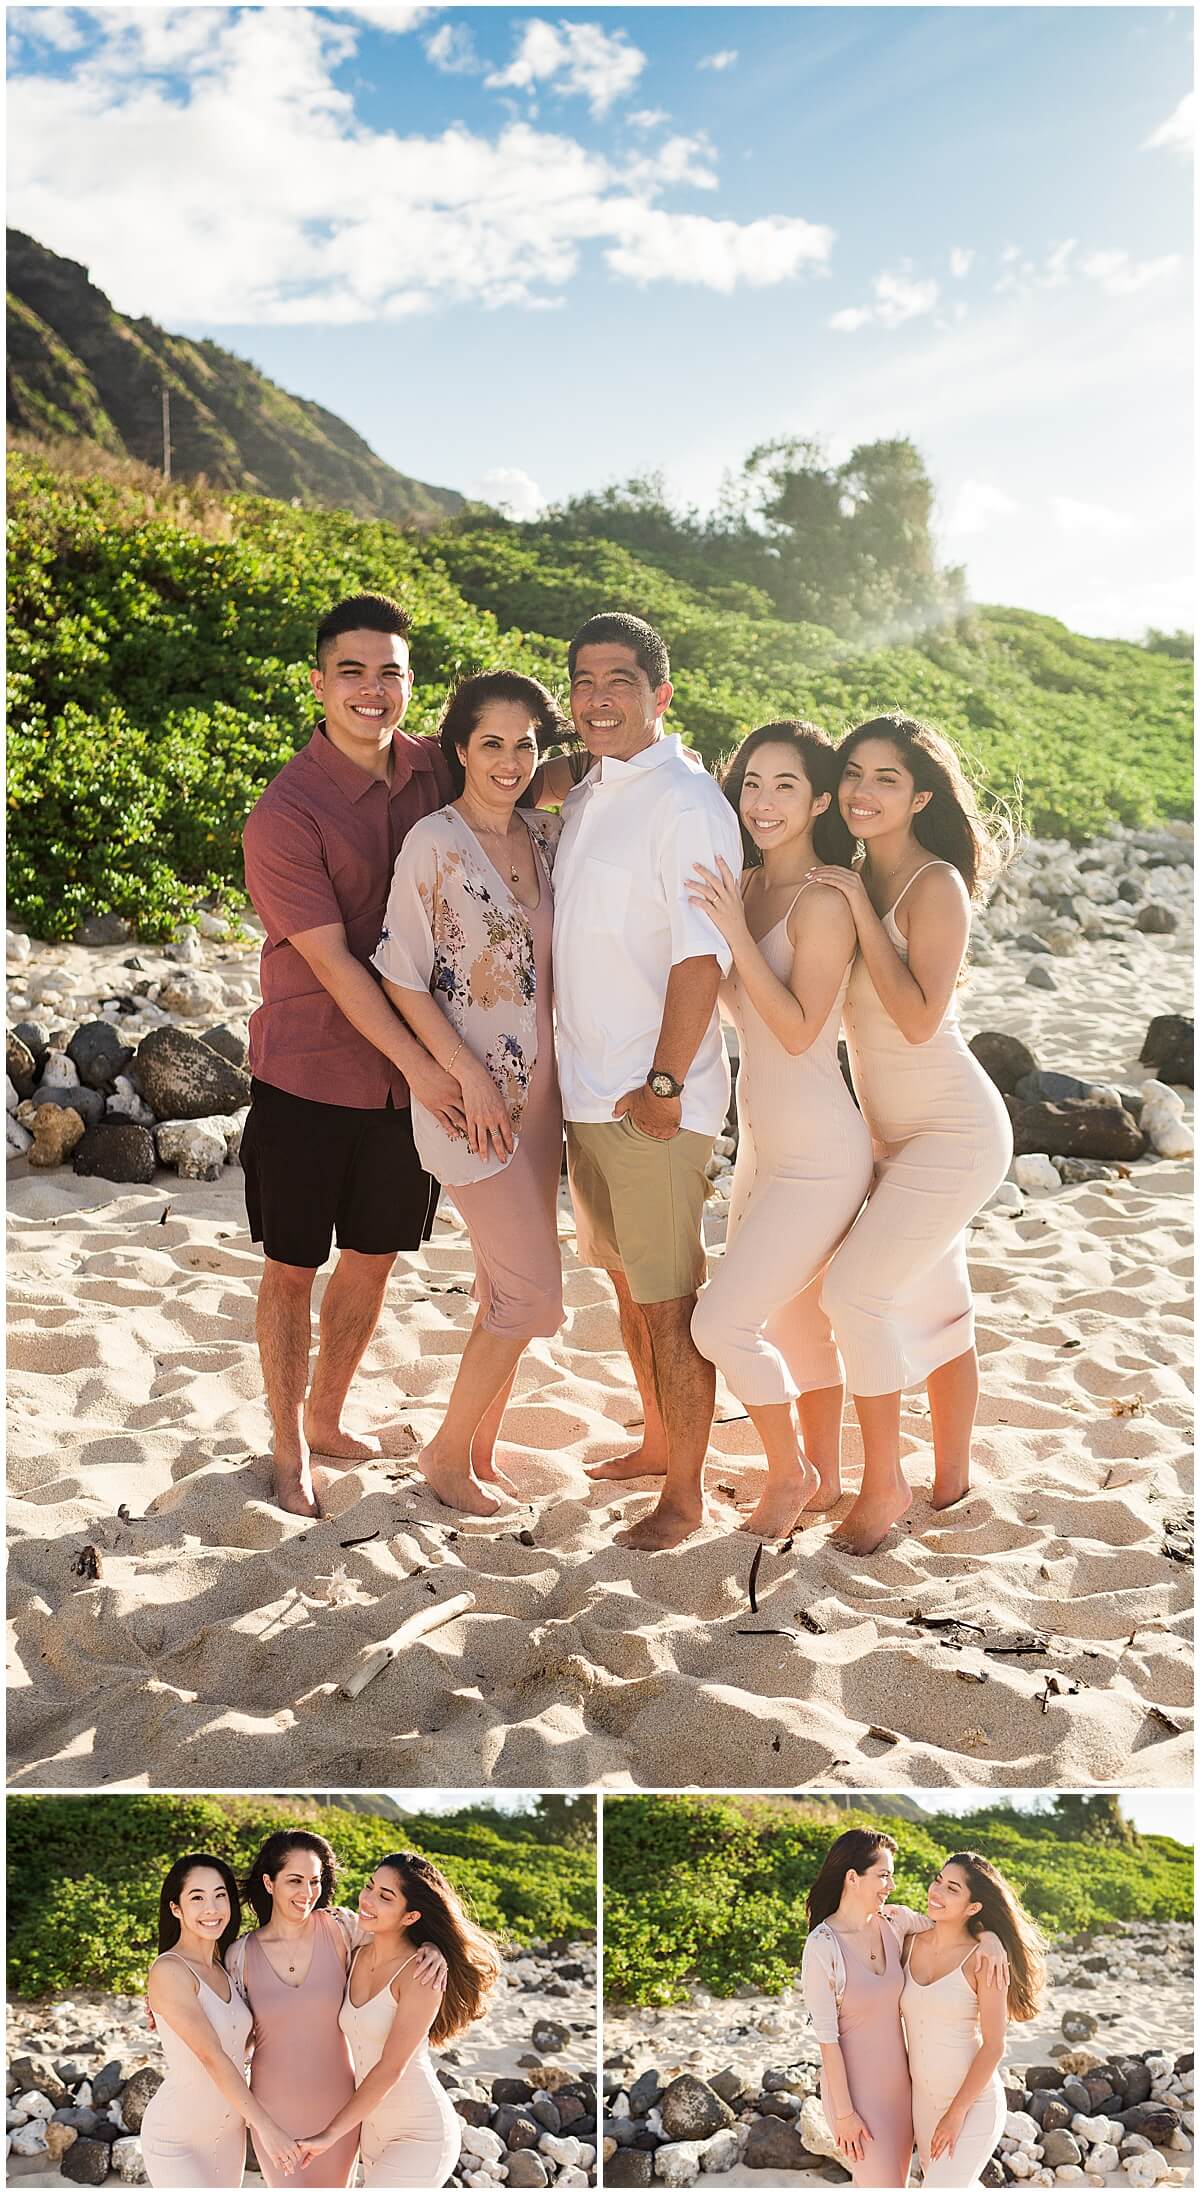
[339,1591,475,1700]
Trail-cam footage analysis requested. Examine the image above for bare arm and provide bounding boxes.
[290,922,465,1133]
[380,977,513,1163]
[930,1956,1008,2158]
[532,754,585,806]
[806,864,969,1043]
[688,861,856,1056]
[613,954,721,1139]
[817,2040,872,2165]
[296,1971,439,2157]
[147,1963,301,2176]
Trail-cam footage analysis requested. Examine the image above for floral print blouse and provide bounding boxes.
[372,805,561,1186]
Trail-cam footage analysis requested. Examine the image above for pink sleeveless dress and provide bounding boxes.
[822,1920,915,2188]
[901,1947,1006,2188]
[140,1954,252,2188]
[339,1945,462,2189]
[820,861,1013,1396]
[691,880,872,1401]
[241,1913,358,2188]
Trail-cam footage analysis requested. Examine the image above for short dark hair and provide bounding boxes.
[567,612,669,687]
[438,670,570,801]
[316,593,412,666]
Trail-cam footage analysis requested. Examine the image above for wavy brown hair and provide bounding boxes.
[836,713,1013,898]
[719,720,855,870]
[376,1851,503,2044]
[806,1829,898,1929]
[944,1852,1047,2021]
[243,1830,339,1928]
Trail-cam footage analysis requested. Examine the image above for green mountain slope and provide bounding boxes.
[6,230,462,525]
[6,446,1192,939]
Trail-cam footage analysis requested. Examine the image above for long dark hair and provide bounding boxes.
[157,1854,241,1965]
[944,1852,1047,2021]
[373,1851,503,2045]
[835,714,1012,898]
[720,720,855,870]
[806,1830,898,1929]
[243,1830,339,1929]
[438,670,570,802]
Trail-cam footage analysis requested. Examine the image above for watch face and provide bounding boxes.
[649,1072,678,1099]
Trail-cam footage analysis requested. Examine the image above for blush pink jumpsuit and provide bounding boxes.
[822,1922,915,2188]
[240,1912,358,2188]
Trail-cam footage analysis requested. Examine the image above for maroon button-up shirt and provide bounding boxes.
[243,722,453,1109]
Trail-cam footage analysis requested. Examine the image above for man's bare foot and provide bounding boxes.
[615,1499,706,1551]
[271,1457,321,1518]
[831,1481,913,1555]
[585,1443,669,1483]
[419,1446,516,1518]
[303,1417,382,1465]
[931,1462,970,1509]
[739,1461,819,1539]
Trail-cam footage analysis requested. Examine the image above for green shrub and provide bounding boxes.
[7,1795,595,2000]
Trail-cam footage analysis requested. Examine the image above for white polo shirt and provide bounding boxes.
[552,733,744,1134]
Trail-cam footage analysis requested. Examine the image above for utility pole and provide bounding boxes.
[161,387,172,482]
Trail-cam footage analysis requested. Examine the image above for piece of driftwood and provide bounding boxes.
[339,1592,475,1700]
[72,1544,102,1580]
[747,1543,764,1614]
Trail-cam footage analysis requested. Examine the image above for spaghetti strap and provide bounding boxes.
[886,860,946,918]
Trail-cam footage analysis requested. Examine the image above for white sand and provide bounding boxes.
[6,929,1193,1791]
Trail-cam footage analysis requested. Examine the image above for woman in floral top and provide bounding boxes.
[373,671,568,1515]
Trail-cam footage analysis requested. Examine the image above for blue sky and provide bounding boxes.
[7,3,1193,635]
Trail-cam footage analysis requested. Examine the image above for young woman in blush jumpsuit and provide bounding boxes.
[142,1856,300,2189]
[225,1829,446,2189]
[294,1851,502,2190]
[800,1831,1009,2189]
[808,715,1014,1554]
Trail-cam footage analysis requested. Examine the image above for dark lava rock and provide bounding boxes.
[74,913,134,946]
[200,1022,249,1068]
[556,2093,588,2129]
[1023,2064,1066,2091]
[659,2073,735,2142]
[1139,1013,1194,1087]
[452,2097,492,2126]
[541,1981,570,1997]
[605,2117,642,2147]
[1025,963,1059,990]
[980,2161,1006,2189]
[628,2069,662,2115]
[1115,2100,1182,2140]
[492,2079,535,2107]
[1041,2129,1082,2168]
[1014,1069,1097,1104]
[67,1021,134,1090]
[554,1960,588,1983]
[758,2090,802,2118]
[131,1027,251,1120]
[1040,2098,1072,2134]
[604,2152,653,2187]
[530,2094,561,2134]
[1176,2052,1194,2074]
[10,2055,70,2106]
[90,2062,125,2110]
[529,2018,571,2055]
[504,2155,550,2190]
[115,2066,162,2133]
[744,2116,815,2170]
[1060,2077,1093,2115]
[6,1031,37,1097]
[1016,931,1052,954]
[32,1080,105,1124]
[1135,903,1179,933]
[1013,2086,1038,2117]
[11,1020,50,1071]
[73,1122,157,1183]
[1109,2056,1153,2107]
[1081,2071,1119,2111]
[709,2068,746,2106]
[1008,1096,1145,1161]
[969,1031,1039,1093]
[632,2129,664,2151]
[493,2107,539,2150]
[62,2138,114,2185]
[1117,877,1143,902]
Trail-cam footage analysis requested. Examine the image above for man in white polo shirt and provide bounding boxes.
[554,611,744,1550]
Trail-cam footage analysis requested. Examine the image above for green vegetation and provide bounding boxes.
[6,1794,595,2001]
[602,1796,1192,2007]
[7,442,1191,939]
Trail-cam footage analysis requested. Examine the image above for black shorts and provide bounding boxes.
[240,1078,439,1269]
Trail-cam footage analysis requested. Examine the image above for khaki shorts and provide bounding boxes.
[565,1117,714,1304]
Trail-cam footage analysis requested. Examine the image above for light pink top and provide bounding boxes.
[801,1906,933,2042]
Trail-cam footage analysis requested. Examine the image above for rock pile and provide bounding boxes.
[969,824,1193,988]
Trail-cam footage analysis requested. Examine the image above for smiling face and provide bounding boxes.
[267,1846,324,1925]
[458,699,539,810]
[357,1865,419,1936]
[171,1865,232,1944]
[838,737,931,841]
[311,627,414,757]
[927,1862,983,1925]
[739,741,829,854]
[848,1848,896,1912]
[569,642,672,762]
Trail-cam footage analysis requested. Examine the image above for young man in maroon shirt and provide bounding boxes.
[240,594,467,1515]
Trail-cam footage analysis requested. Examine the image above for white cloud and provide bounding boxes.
[628,107,669,130]
[944,479,1019,537]
[1050,496,1137,541]
[471,467,546,519]
[6,8,833,321]
[1079,248,1181,296]
[829,306,872,333]
[831,264,938,332]
[485,18,645,118]
[1143,90,1194,155]
[697,49,738,72]
[336,5,431,29]
[606,208,833,292]
[7,7,86,49]
[949,246,973,279]
[424,22,479,75]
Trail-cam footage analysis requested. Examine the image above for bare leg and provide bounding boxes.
[303,1248,395,1460]
[832,1391,913,1554]
[419,1326,527,1516]
[797,1383,845,1508]
[585,1267,671,1481]
[927,1346,980,1507]
[738,1401,819,1539]
[468,1316,519,1491]
[256,1258,320,1517]
[615,1294,715,1551]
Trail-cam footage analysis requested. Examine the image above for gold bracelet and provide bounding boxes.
[446,1039,465,1073]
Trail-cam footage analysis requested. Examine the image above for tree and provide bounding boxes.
[1049,1795,1137,1845]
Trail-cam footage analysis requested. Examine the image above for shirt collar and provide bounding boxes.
[597,731,684,785]
[306,721,440,805]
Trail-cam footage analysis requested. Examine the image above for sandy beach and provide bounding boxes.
[6,909,1193,1793]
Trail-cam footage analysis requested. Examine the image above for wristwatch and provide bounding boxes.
[646,1069,684,1101]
